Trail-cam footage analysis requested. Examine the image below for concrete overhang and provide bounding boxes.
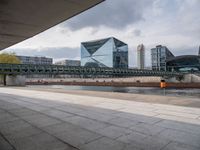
[0,0,104,50]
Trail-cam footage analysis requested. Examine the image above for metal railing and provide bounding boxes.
[0,63,183,77]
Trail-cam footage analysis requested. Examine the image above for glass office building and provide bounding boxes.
[151,45,174,71]
[81,37,128,68]
[166,55,200,72]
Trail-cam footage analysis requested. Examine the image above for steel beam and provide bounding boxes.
[0,63,183,77]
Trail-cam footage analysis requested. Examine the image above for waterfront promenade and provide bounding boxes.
[0,87,200,150]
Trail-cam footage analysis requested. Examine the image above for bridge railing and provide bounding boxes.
[0,63,182,77]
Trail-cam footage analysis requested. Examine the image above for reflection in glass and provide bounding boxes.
[81,37,128,68]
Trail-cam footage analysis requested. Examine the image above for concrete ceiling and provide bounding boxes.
[0,0,104,50]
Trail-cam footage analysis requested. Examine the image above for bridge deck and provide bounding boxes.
[0,63,182,77]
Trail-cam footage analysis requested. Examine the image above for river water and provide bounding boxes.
[28,85,200,99]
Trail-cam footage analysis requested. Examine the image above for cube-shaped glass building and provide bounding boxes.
[81,37,128,68]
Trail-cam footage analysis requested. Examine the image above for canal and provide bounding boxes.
[28,85,200,99]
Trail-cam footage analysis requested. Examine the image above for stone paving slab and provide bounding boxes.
[56,105,87,114]
[53,126,102,148]
[162,141,200,150]
[41,109,75,119]
[5,126,42,140]
[108,117,139,128]
[156,114,200,125]
[115,112,163,124]
[80,137,126,150]
[130,122,166,136]
[0,113,19,124]
[155,120,200,135]
[117,131,147,144]
[22,114,62,127]
[0,135,14,150]
[63,116,109,131]
[0,87,200,150]
[154,109,199,119]
[158,129,200,148]
[9,132,77,150]
[8,108,40,117]
[0,120,32,135]
[130,135,171,150]
[95,125,132,139]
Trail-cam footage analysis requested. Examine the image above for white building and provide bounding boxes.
[54,60,80,66]
[137,44,145,69]
[17,56,52,65]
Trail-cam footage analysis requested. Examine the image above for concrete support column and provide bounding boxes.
[6,75,26,86]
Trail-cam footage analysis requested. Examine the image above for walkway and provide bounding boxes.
[0,88,200,150]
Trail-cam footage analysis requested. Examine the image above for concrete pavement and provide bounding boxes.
[0,87,200,150]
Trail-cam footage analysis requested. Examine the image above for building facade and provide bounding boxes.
[137,44,145,69]
[167,55,200,72]
[81,37,128,68]
[151,45,174,71]
[17,56,52,65]
[55,60,80,66]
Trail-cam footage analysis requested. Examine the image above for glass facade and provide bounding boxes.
[81,37,128,68]
[199,46,200,55]
[166,55,200,72]
[151,45,174,71]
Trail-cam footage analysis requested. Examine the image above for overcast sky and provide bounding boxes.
[4,0,200,67]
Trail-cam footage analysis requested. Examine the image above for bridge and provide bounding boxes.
[0,63,182,77]
[0,0,104,50]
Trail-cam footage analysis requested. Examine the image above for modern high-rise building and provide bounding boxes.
[166,46,200,72]
[137,44,145,69]
[81,37,128,68]
[17,56,53,65]
[166,55,200,72]
[151,45,174,71]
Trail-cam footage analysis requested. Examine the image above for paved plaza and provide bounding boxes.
[0,87,200,150]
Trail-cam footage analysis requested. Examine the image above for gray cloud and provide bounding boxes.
[63,0,153,30]
[173,46,199,56]
[133,29,142,37]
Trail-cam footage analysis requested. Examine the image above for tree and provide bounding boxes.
[0,52,21,85]
[0,52,21,64]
